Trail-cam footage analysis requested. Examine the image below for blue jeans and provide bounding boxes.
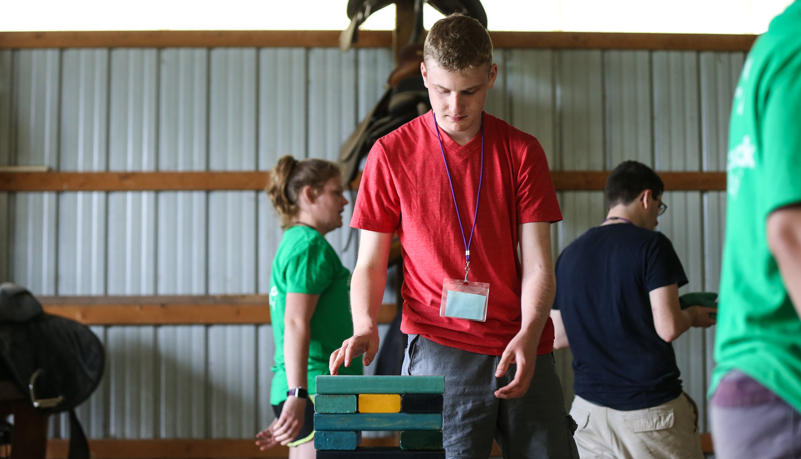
[402,334,579,459]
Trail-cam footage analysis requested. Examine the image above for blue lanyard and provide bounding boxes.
[432,111,484,282]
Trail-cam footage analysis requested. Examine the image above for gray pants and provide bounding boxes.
[402,334,579,459]
[710,370,801,459]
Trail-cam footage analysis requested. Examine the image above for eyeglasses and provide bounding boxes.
[658,200,668,216]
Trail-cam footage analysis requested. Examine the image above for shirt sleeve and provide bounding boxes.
[644,234,689,292]
[350,141,401,233]
[284,241,333,295]
[516,137,563,224]
[759,55,801,216]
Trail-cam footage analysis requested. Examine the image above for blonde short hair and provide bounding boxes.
[423,13,493,72]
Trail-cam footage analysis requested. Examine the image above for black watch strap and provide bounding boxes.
[287,387,308,399]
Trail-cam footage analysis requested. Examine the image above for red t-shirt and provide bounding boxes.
[352,111,563,356]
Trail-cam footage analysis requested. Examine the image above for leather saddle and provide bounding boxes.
[0,283,105,459]
[341,0,487,51]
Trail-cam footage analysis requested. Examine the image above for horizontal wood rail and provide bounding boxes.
[40,295,398,325]
[46,434,714,457]
[0,30,756,51]
[0,171,727,192]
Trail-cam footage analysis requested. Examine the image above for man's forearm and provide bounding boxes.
[350,263,389,334]
[520,267,556,340]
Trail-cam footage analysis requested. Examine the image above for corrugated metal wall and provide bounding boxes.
[0,46,744,438]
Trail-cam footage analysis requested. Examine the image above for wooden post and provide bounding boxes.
[393,0,416,64]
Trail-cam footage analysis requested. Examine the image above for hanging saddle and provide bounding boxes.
[0,283,105,459]
[341,0,487,51]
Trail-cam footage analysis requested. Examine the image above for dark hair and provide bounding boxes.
[423,13,493,72]
[605,161,664,208]
[266,155,341,229]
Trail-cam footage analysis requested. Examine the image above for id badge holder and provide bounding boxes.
[440,278,489,322]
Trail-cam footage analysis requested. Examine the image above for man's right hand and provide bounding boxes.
[686,305,717,328]
[329,329,381,375]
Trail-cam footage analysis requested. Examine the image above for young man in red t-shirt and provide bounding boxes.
[329,14,578,458]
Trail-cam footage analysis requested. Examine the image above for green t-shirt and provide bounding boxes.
[269,225,363,405]
[711,0,801,412]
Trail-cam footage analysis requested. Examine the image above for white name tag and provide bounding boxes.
[440,278,489,322]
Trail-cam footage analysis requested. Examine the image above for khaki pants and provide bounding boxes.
[570,393,703,459]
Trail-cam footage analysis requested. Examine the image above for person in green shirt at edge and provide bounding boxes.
[256,155,363,459]
[709,2,801,457]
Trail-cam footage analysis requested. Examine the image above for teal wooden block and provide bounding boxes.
[316,395,358,414]
[316,375,445,394]
[400,430,443,450]
[314,430,361,450]
[314,413,442,431]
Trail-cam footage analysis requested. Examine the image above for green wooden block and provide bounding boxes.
[314,430,361,450]
[400,430,443,450]
[317,447,445,458]
[314,413,442,431]
[316,395,358,414]
[316,375,445,394]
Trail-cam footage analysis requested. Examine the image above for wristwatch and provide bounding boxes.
[287,387,308,399]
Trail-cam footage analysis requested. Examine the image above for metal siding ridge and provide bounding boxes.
[14,50,60,169]
[699,52,745,172]
[156,191,208,294]
[60,49,109,172]
[653,51,701,171]
[258,47,307,171]
[355,48,393,122]
[508,49,556,165]
[484,49,509,123]
[558,50,605,171]
[108,49,158,172]
[14,192,57,294]
[604,50,653,168]
[0,50,12,167]
[158,48,209,172]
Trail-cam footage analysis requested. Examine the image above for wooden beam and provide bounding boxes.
[0,171,727,192]
[0,30,391,50]
[45,434,714,458]
[394,0,416,64]
[490,32,756,51]
[40,295,398,325]
[0,30,755,51]
[550,171,727,191]
[0,171,271,192]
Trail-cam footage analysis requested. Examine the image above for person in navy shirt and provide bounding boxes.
[551,161,716,459]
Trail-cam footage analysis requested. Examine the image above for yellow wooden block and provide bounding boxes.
[358,394,401,413]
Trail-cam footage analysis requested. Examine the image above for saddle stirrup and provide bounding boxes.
[29,368,65,409]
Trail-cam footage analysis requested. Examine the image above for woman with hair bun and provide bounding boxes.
[256,155,362,458]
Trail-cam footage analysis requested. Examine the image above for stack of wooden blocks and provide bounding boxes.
[314,375,446,458]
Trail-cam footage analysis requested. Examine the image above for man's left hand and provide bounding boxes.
[494,329,538,399]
